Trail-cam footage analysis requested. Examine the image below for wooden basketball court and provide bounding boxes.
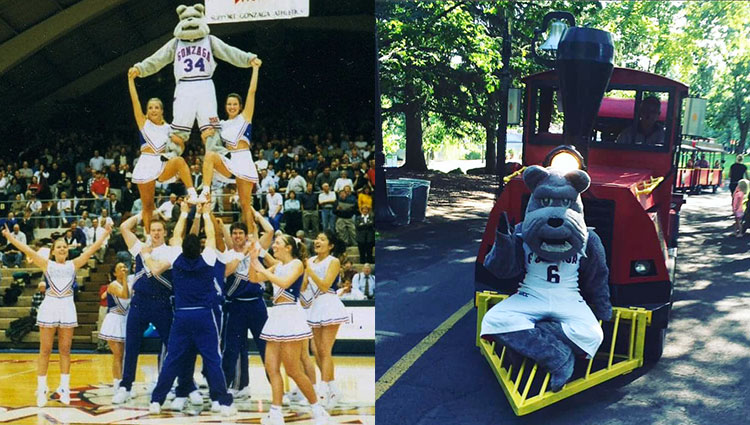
[0,353,374,424]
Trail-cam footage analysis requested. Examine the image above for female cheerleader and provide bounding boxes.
[304,230,349,409]
[2,222,111,407]
[98,262,132,392]
[199,61,261,232]
[252,235,328,425]
[128,69,198,234]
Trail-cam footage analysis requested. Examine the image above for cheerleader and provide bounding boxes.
[98,262,132,392]
[145,202,235,417]
[198,61,261,232]
[2,222,111,407]
[127,70,198,234]
[252,236,329,425]
[305,230,349,409]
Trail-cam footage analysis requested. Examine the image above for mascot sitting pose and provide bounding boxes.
[129,4,259,161]
[480,165,611,392]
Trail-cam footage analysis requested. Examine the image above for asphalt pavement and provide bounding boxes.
[376,190,750,425]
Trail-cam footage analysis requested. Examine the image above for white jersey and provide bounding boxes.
[221,248,250,277]
[140,120,170,153]
[174,38,215,81]
[45,260,76,298]
[520,243,582,294]
[220,115,252,148]
[307,255,337,296]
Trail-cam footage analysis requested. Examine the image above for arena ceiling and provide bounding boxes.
[0,0,373,126]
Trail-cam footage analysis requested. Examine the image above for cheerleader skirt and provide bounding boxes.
[260,303,312,342]
[307,293,350,328]
[98,312,127,342]
[36,296,78,328]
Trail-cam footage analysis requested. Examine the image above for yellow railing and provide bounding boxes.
[503,166,527,184]
[475,291,652,416]
[635,176,664,196]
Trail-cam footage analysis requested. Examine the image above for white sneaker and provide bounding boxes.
[56,387,70,405]
[326,391,340,410]
[261,409,285,425]
[211,400,220,413]
[220,404,237,417]
[234,386,252,400]
[112,387,131,404]
[188,389,203,405]
[186,192,200,205]
[36,387,48,408]
[312,403,330,425]
[166,388,176,401]
[283,388,304,405]
[169,397,186,411]
[196,190,210,204]
[149,402,161,414]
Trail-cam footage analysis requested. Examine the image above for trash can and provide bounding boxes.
[386,179,413,226]
[398,178,431,222]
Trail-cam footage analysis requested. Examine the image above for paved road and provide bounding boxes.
[376,191,750,425]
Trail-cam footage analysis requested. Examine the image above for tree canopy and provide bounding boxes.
[378,1,750,170]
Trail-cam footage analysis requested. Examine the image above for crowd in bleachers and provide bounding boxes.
[0,126,376,293]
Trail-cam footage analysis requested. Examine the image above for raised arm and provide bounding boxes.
[133,39,177,78]
[127,72,146,129]
[202,203,216,250]
[107,280,129,299]
[306,256,341,292]
[74,223,112,269]
[213,216,226,252]
[254,210,274,249]
[241,62,261,123]
[169,201,190,246]
[119,213,141,249]
[1,225,48,271]
[140,245,171,276]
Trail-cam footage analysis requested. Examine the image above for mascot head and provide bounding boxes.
[174,4,210,41]
[522,165,590,262]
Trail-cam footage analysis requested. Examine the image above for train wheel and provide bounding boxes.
[644,327,666,363]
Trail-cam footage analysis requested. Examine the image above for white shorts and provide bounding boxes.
[307,293,350,328]
[37,296,78,328]
[172,79,219,134]
[218,149,259,184]
[480,287,603,358]
[132,154,176,185]
[99,312,127,342]
[260,303,312,342]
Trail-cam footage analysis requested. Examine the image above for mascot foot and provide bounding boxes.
[547,350,575,392]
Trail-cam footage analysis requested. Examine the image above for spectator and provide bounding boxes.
[27,176,42,197]
[90,149,105,172]
[107,163,125,199]
[100,207,116,228]
[19,161,33,180]
[334,188,357,247]
[8,178,23,201]
[57,171,72,200]
[11,193,25,216]
[1,224,26,268]
[90,218,108,263]
[358,184,373,211]
[355,204,375,264]
[287,168,307,196]
[90,170,110,214]
[295,229,315,255]
[299,182,320,236]
[318,183,336,232]
[277,170,289,192]
[283,190,302,235]
[266,185,284,231]
[337,275,366,300]
[121,180,138,214]
[333,170,353,193]
[0,170,9,201]
[352,168,368,193]
[57,192,74,225]
[352,264,375,299]
[615,96,665,145]
[315,167,335,191]
[104,193,123,223]
[366,159,376,187]
[70,221,87,248]
[255,150,269,172]
[157,193,177,221]
[62,229,81,258]
[131,198,143,215]
[0,212,18,241]
[259,169,276,194]
[729,155,749,194]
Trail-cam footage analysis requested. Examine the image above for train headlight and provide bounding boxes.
[544,145,584,172]
[630,260,656,277]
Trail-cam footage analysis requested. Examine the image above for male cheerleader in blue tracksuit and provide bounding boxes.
[145,203,235,416]
[113,211,197,404]
[221,221,270,397]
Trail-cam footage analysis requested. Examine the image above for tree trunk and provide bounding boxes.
[485,124,496,173]
[736,104,748,154]
[404,100,428,171]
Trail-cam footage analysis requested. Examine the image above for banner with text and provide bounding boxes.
[205,0,309,24]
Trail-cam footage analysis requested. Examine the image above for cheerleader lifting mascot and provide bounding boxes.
[480,165,612,392]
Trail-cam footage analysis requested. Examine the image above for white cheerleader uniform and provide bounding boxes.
[36,261,78,328]
[98,277,134,342]
[306,255,349,328]
[217,115,259,184]
[259,261,312,342]
[132,120,176,184]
